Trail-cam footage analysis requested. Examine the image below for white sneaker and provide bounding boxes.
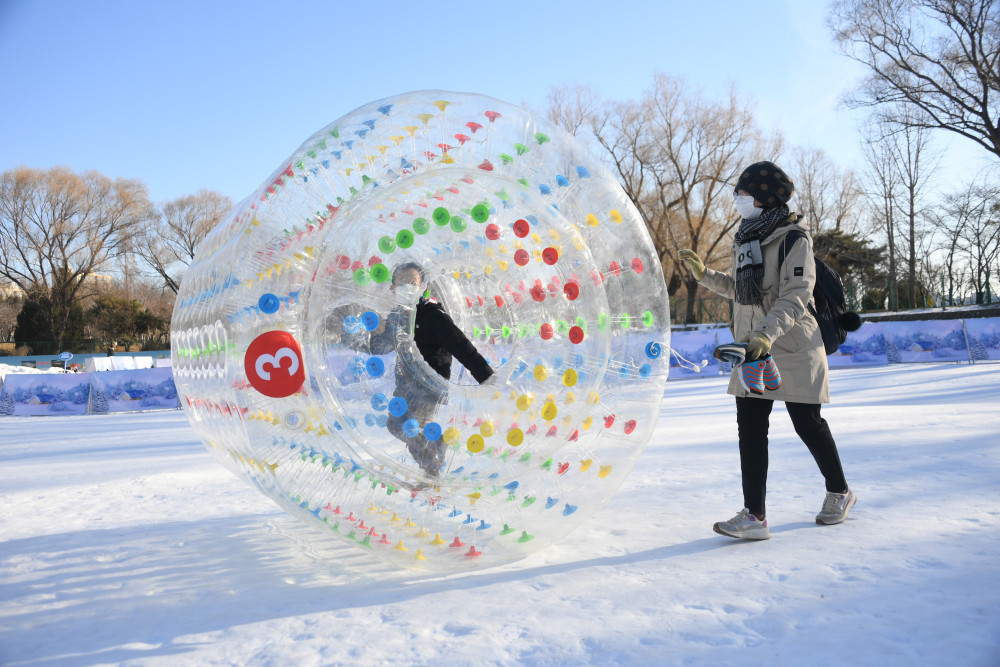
[713,508,770,540]
[816,488,857,525]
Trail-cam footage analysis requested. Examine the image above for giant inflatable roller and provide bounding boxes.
[171,91,671,570]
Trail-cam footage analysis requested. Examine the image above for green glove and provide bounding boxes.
[740,331,772,361]
[678,249,706,281]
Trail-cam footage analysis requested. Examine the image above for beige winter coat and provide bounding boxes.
[699,216,830,403]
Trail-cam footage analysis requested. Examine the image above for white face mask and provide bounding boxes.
[734,194,762,220]
[394,284,422,304]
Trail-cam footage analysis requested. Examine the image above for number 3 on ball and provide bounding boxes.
[244,331,306,398]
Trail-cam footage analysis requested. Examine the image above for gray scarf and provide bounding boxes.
[733,205,790,305]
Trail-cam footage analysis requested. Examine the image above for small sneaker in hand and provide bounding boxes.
[816,488,857,525]
[762,355,782,391]
[713,508,770,540]
[739,358,767,395]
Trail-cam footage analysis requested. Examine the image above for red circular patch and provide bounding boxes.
[631,257,644,274]
[563,283,580,300]
[530,285,546,302]
[542,247,559,265]
[244,331,305,398]
[514,249,530,266]
[540,323,554,340]
[485,224,501,240]
[494,295,505,307]
[604,415,615,428]
[624,420,637,434]
[569,326,584,344]
[513,219,530,238]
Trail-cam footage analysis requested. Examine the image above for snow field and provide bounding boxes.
[1,363,998,666]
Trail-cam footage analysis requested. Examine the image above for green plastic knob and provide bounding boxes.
[450,216,467,233]
[370,263,390,283]
[471,204,490,223]
[396,229,415,249]
[642,310,654,327]
[413,217,430,235]
[433,207,450,226]
[353,268,370,285]
[378,236,396,254]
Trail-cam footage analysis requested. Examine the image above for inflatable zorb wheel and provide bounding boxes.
[171,91,670,571]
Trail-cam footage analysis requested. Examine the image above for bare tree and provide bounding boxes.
[860,108,940,309]
[830,0,1000,160]
[950,181,1000,300]
[548,74,781,323]
[790,146,864,235]
[887,107,941,306]
[930,199,966,305]
[0,166,150,350]
[862,123,902,309]
[135,189,232,293]
[547,84,603,141]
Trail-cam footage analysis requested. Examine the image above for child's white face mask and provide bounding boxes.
[395,284,422,303]
[734,195,762,220]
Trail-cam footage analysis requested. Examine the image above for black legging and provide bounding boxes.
[736,397,848,517]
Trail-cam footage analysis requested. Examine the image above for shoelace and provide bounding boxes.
[821,492,843,514]
[731,508,753,525]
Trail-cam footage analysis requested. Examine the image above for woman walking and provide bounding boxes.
[679,161,856,540]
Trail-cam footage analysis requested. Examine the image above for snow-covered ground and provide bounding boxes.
[0,363,72,380]
[1,363,998,666]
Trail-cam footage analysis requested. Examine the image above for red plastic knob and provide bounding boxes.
[513,219,530,238]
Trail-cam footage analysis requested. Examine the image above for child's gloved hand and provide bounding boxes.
[740,331,772,361]
[678,249,706,281]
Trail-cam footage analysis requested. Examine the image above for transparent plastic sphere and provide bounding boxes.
[171,91,670,571]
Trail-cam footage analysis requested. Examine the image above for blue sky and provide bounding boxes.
[0,0,987,204]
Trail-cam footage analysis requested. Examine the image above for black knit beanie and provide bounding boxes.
[734,161,794,209]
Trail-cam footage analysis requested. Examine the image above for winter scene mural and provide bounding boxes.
[828,322,889,367]
[668,329,734,379]
[880,319,971,363]
[0,373,91,416]
[965,317,1000,362]
[87,367,179,413]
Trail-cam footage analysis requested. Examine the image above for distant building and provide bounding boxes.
[0,282,25,299]
[117,389,148,401]
[81,273,114,288]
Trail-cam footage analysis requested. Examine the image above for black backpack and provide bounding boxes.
[778,230,862,355]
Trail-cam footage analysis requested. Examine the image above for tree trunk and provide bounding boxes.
[907,188,917,308]
[886,211,898,311]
